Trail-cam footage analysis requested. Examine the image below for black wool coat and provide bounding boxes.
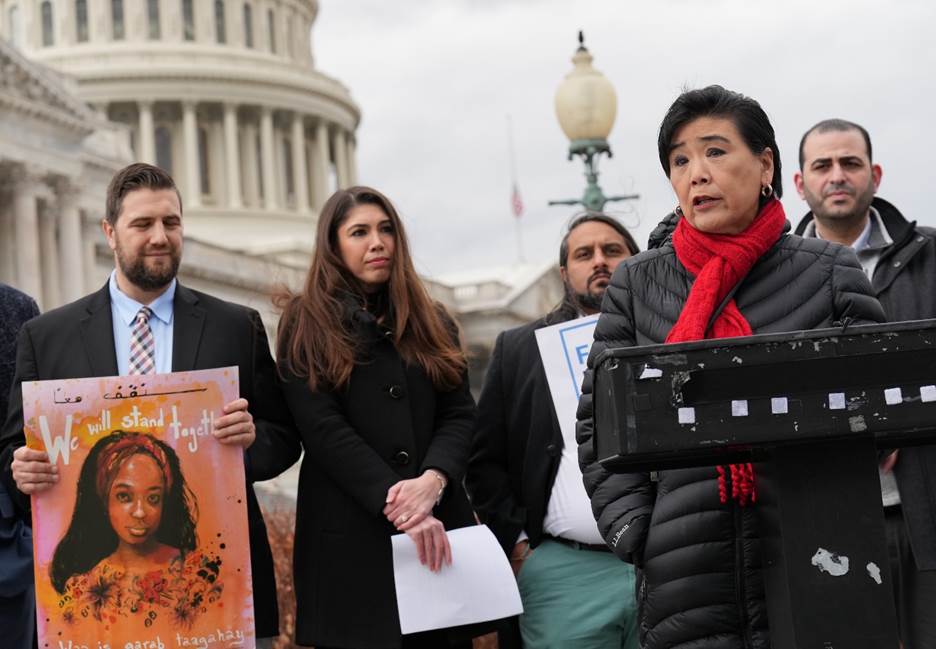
[0,284,39,448]
[0,282,301,638]
[0,284,40,649]
[280,304,477,649]
[466,309,573,554]
[576,227,885,649]
[796,197,936,571]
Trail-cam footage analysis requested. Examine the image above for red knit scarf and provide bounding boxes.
[666,198,786,506]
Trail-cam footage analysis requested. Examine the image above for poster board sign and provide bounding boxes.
[534,314,600,439]
[22,368,255,649]
[534,314,602,542]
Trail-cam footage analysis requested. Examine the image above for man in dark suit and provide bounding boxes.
[0,163,300,649]
[0,284,39,649]
[467,214,640,649]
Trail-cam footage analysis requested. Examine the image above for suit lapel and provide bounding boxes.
[172,283,206,372]
[79,283,119,377]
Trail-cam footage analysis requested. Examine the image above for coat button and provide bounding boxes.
[893,261,902,268]
[389,385,405,399]
[393,450,411,465]
[546,443,560,457]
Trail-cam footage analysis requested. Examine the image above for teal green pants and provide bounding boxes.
[517,539,639,649]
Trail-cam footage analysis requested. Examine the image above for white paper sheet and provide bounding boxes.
[391,525,523,635]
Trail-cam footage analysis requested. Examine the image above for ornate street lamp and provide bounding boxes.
[549,31,638,213]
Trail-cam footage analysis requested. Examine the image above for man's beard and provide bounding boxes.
[116,244,180,291]
[807,179,876,223]
[574,290,604,313]
[562,283,605,314]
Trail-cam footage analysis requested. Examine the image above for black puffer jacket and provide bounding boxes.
[576,221,885,649]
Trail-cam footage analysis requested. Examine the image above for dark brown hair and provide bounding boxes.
[105,162,182,225]
[798,118,872,169]
[558,212,640,268]
[657,85,783,200]
[275,186,466,392]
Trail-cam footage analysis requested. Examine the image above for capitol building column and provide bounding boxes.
[60,0,75,47]
[38,203,61,309]
[13,169,42,304]
[223,103,242,209]
[241,118,260,208]
[347,135,358,186]
[260,106,278,210]
[291,112,309,212]
[332,126,349,189]
[53,179,86,302]
[182,100,202,208]
[138,101,156,164]
[312,119,330,210]
[0,202,13,284]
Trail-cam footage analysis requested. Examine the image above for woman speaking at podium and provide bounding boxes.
[576,86,885,649]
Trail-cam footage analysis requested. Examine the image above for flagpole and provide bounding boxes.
[515,212,524,263]
[507,114,525,263]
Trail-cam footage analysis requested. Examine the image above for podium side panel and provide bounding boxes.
[594,361,631,465]
[759,439,899,649]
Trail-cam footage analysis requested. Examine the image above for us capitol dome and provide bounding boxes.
[0,0,562,374]
[1,0,359,270]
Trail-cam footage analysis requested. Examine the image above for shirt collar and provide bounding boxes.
[802,206,893,252]
[849,216,874,252]
[108,271,176,327]
[864,206,893,250]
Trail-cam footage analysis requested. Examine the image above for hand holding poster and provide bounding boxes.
[22,368,255,649]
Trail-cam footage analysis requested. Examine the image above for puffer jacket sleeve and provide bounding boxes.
[576,262,654,564]
[830,244,886,325]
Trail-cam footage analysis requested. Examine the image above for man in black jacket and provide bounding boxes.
[467,214,640,648]
[0,284,39,649]
[0,163,300,649]
[794,119,936,648]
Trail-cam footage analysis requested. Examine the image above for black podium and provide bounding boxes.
[592,320,936,649]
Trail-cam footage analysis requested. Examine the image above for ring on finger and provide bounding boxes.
[400,514,409,524]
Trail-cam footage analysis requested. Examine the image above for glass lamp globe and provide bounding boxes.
[554,33,617,143]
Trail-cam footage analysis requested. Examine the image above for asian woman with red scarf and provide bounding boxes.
[576,86,886,649]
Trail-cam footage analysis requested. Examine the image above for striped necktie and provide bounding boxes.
[129,306,156,375]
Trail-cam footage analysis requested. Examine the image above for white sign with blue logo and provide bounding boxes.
[534,314,600,442]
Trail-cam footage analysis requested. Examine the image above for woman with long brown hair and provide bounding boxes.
[276,186,476,649]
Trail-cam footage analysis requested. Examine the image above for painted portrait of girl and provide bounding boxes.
[49,431,223,629]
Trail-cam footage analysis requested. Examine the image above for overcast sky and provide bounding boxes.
[312,0,936,278]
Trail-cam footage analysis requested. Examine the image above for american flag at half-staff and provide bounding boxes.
[511,181,524,219]
[507,115,525,261]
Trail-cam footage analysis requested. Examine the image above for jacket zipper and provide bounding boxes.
[733,489,754,648]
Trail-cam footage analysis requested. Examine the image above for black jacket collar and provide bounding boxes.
[79,279,205,375]
[171,283,205,372]
[794,196,915,245]
[342,289,395,345]
[80,283,118,377]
